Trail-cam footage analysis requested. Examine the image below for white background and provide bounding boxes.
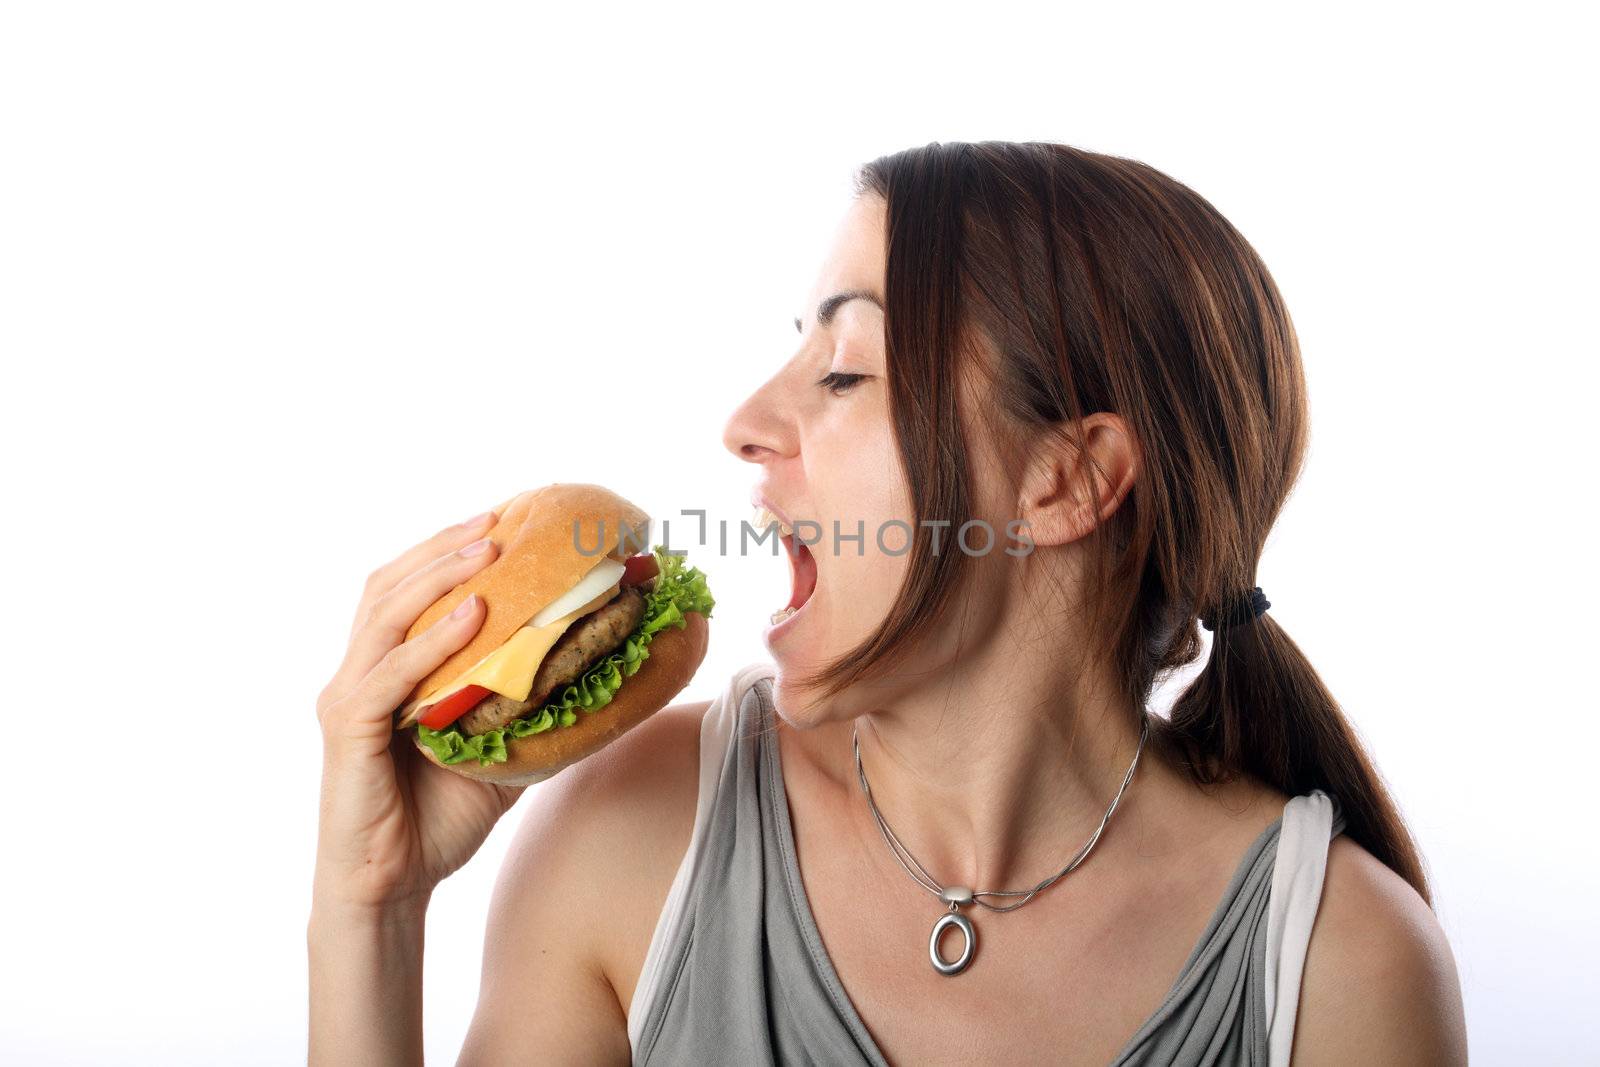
[2,2,1594,1063]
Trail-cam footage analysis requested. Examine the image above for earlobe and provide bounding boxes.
[1016,414,1138,547]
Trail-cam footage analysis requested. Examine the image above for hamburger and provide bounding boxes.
[394,483,714,785]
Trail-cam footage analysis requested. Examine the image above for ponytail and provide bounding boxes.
[1166,614,1431,904]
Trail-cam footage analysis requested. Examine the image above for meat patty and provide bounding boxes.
[459,586,647,736]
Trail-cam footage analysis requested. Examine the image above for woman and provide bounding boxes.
[309,141,1467,1064]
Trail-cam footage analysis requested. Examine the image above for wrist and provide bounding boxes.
[309,884,432,933]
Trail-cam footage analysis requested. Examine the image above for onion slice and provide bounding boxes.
[530,557,627,627]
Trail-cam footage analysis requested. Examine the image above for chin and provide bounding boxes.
[765,641,894,730]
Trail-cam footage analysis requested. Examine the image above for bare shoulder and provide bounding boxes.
[458,699,711,1066]
[578,698,712,1002]
[1292,836,1468,1065]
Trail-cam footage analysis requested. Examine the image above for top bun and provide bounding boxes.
[400,483,650,710]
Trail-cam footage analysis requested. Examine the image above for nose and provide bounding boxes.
[722,375,796,465]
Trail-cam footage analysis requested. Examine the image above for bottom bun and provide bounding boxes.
[412,610,710,786]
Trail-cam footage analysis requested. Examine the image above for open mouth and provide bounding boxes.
[754,504,818,628]
[771,531,818,625]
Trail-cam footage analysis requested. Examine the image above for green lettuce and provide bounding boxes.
[416,545,714,766]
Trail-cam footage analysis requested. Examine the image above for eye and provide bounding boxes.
[816,371,869,396]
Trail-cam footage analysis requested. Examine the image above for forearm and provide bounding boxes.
[308,894,430,1067]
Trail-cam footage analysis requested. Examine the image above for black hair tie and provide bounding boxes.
[1200,587,1271,631]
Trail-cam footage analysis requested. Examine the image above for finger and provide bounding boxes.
[338,534,501,685]
[322,533,499,710]
[349,508,499,639]
[324,593,488,737]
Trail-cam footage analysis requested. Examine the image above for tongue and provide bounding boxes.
[787,538,818,610]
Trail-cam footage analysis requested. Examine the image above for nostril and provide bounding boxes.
[723,383,798,463]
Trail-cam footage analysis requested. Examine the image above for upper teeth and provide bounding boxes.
[753,506,794,537]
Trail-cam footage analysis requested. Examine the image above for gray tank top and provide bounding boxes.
[631,672,1345,1066]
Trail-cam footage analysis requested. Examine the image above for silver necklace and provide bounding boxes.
[851,715,1149,976]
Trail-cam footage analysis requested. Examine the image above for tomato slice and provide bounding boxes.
[621,552,659,587]
[417,684,493,730]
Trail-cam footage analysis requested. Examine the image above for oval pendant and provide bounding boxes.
[929,909,976,976]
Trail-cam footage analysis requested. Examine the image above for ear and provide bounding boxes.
[1015,413,1139,547]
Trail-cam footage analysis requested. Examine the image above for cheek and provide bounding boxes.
[809,398,911,536]
[826,546,908,638]
[806,403,914,643]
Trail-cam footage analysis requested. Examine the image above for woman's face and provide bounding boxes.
[721,193,912,723]
[722,194,1024,726]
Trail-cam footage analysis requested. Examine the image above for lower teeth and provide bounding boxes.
[770,606,798,625]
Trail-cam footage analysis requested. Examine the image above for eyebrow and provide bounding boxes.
[794,288,884,334]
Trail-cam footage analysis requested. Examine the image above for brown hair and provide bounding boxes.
[803,140,1429,902]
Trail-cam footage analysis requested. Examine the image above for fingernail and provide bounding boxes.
[459,510,496,529]
[458,537,492,558]
[449,594,479,620]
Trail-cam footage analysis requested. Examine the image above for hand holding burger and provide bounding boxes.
[311,483,714,918]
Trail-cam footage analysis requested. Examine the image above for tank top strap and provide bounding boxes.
[1263,789,1346,1066]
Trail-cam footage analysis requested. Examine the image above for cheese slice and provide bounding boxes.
[407,581,622,720]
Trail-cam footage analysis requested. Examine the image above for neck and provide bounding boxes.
[825,625,1150,893]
